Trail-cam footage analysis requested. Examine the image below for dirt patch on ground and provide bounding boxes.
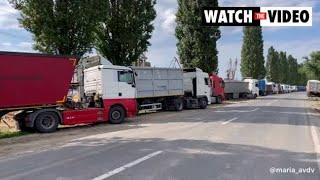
[309,97,320,112]
[0,112,19,132]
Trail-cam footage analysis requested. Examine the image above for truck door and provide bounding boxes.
[117,70,136,99]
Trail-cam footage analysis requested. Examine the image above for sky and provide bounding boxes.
[0,0,319,79]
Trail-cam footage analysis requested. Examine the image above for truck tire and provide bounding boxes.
[109,106,125,124]
[199,98,207,109]
[35,112,59,133]
[13,111,31,132]
[174,98,183,111]
[216,96,222,104]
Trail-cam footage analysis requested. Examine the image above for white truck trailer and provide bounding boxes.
[133,67,211,111]
[307,80,320,97]
[224,80,250,99]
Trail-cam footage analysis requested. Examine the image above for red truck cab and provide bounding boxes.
[209,73,225,104]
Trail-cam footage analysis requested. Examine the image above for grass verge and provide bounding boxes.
[0,131,29,139]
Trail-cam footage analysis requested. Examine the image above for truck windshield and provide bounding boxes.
[118,71,134,84]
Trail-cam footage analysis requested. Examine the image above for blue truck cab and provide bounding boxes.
[258,79,267,96]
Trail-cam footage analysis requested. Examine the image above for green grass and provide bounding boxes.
[0,131,29,139]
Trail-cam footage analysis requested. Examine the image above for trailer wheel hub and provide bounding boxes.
[41,115,55,129]
[111,111,121,120]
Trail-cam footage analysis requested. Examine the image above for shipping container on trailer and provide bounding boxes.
[0,51,77,110]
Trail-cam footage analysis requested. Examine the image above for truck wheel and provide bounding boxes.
[199,98,208,109]
[109,106,125,124]
[216,96,222,104]
[174,98,183,111]
[35,112,59,133]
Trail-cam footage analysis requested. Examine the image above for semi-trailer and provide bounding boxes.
[266,82,278,94]
[0,53,211,133]
[224,80,250,99]
[307,80,320,97]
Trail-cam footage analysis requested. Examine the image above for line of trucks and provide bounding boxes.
[0,52,308,133]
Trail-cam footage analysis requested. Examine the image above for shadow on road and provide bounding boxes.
[2,137,318,180]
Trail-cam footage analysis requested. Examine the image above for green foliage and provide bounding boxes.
[240,27,266,79]
[287,55,298,84]
[297,63,308,86]
[175,0,220,73]
[0,131,29,139]
[266,46,280,82]
[278,51,289,83]
[95,0,156,66]
[304,51,320,80]
[266,48,319,86]
[10,0,106,57]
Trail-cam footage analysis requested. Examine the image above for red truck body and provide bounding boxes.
[209,73,225,102]
[0,52,76,110]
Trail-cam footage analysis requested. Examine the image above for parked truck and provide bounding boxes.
[297,85,306,92]
[258,79,267,96]
[307,80,320,97]
[209,73,225,104]
[243,78,259,98]
[266,82,278,94]
[127,67,210,112]
[0,53,211,133]
[224,80,249,99]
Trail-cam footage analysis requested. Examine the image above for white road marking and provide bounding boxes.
[215,108,259,113]
[266,100,278,106]
[262,111,320,116]
[92,151,163,180]
[221,117,238,125]
[308,110,320,172]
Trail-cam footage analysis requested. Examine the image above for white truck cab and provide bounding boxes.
[83,61,137,124]
[183,68,212,105]
[243,78,259,98]
[84,64,136,100]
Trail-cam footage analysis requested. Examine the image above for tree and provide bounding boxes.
[9,0,106,57]
[266,46,280,82]
[278,51,288,83]
[297,63,308,86]
[287,55,298,84]
[304,51,320,79]
[176,0,220,73]
[240,27,266,79]
[95,0,156,66]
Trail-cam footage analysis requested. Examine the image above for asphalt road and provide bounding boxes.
[0,92,319,180]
